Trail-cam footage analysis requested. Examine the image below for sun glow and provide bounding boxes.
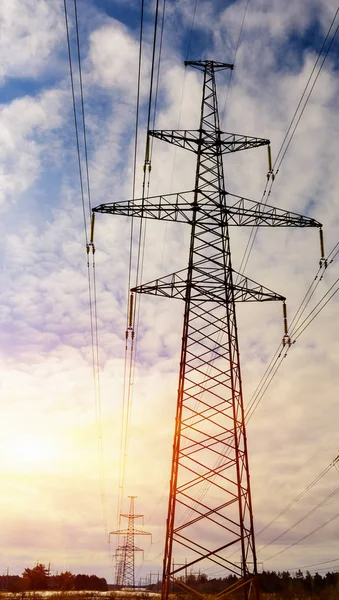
[3,432,59,473]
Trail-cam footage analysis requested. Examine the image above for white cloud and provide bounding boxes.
[0,0,64,82]
[0,89,67,207]
[89,20,149,95]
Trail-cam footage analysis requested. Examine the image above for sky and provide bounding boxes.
[1,0,339,585]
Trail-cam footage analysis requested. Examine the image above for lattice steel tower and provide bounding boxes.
[95,60,321,599]
[110,496,151,588]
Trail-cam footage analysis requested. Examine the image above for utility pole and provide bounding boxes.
[110,496,151,588]
[94,59,322,599]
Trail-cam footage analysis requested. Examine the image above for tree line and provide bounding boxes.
[149,569,339,599]
[0,563,108,592]
[1,564,339,598]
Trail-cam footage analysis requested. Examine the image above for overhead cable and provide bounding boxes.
[273,7,339,173]
[258,483,339,553]
[63,0,88,243]
[256,460,335,539]
[116,0,145,535]
[117,0,167,546]
[237,6,339,279]
[63,0,107,537]
[263,509,339,562]
[221,0,250,127]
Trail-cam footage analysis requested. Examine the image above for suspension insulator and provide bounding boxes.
[266,144,275,181]
[90,212,95,244]
[282,303,291,347]
[145,135,150,164]
[267,144,272,172]
[283,302,288,336]
[128,292,134,329]
[319,229,327,268]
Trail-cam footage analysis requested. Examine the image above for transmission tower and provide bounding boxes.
[95,60,322,599]
[110,496,151,588]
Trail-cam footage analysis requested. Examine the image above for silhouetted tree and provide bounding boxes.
[22,563,49,591]
[313,572,325,595]
[55,571,75,591]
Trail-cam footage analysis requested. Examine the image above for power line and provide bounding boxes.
[151,0,166,134]
[237,6,339,280]
[288,557,339,572]
[221,414,336,569]
[63,0,107,538]
[288,266,323,335]
[126,0,168,489]
[263,509,339,563]
[202,5,339,450]
[134,0,163,291]
[244,243,337,423]
[73,0,92,215]
[256,460,336,539]
[116,0,167,552]
[221,0,250,127]
[273,7,339,172]
[185,0,198,61]
[292,274,339,341]
[258,484,339,554]
[245,347,287,423]
[63,0,88,244]
[72,0,107,536]
[117,0,145,537]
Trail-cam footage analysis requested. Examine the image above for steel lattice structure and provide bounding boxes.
[110,496,151,588]
[95,60,321,600]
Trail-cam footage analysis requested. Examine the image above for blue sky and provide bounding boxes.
[1,0,339,584]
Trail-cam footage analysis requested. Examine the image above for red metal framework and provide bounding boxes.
[95,60,321,600]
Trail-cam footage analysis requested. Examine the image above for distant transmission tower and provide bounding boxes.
[95,60,322,599]
[110,496,151,588]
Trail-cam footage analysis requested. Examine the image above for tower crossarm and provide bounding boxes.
[111,528,152,537]
[130,530,152,536]
[93,190,321,229]
[232,271,286,302]
[185,60,234,72]
[115,544,145,552]
[132,267,285,304]
[149,129,270,155]
[93,191,194,223]
[223,192,322,228]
